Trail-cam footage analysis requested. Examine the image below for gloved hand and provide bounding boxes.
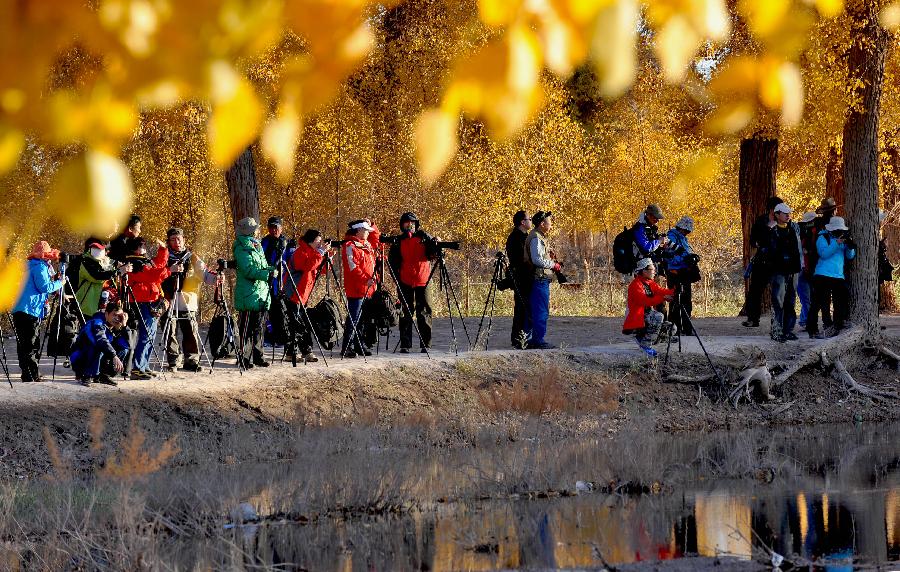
[552,262,561,272]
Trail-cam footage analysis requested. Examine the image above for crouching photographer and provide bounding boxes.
[70,302,131,387]
[662,216,699,336]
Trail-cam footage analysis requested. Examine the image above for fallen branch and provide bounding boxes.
[729,366,774,405]
[832,358,900,401]
[664,373,717,384]
[772,328,864,386]
[878,346,900,370]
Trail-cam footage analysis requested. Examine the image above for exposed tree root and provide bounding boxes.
[729,366,774,406]
[878,345,900,370]
[663,373,717,384]
[831,357,900,401]
[772,328,864,386]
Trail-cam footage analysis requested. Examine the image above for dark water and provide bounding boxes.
[149,423,900,571]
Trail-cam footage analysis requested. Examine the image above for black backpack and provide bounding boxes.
[365,289,399,333]
[613,225,637,274]
[47,301,81,358]
[207,315,235,359]
[308,296,343,350]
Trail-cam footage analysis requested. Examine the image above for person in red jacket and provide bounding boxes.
[284,229,330,363]
[388,212,436,353]
[124,237,179,378]
[341,219,380,358]
[623,257,674,357]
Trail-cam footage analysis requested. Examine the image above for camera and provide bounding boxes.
[216,258,236,272]
[329,239,348,248]
[424,236,460,251]
[555,270,569,284]
[59,252,70,265]
[379,235,399,245]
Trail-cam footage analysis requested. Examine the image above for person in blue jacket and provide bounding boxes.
[70,302,130,387]
[632,203,669,261]
[807,216,856,338]
[11,241,64,382]
[663,216,698,336]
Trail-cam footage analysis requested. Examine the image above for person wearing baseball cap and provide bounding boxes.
[525,211,559,349]
[767,202,803,342]
[807,216,856,338]
[631,204,669,265]
[341,218,381,358]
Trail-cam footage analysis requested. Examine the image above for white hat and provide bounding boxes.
[774,203,793,214]
[800,211,817,223]
[634,258,653,272]
[825,216,849,232]
[350,220,375,232]
[675,216,695,233]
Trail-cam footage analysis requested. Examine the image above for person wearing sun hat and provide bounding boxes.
[766,202,803,342]
[807,215,856,338]
[11,241,64,382]
[623,257,675,358]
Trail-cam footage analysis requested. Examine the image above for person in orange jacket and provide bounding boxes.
[623,257,674,357]
[124,237,180,378]
[284,229,331,362]
[340,219,380,358]
[387,212,436,353]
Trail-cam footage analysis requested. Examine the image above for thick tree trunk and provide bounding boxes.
[826,144,845,216]
[880,131,900,312]
[738,136,777,316]
[842,0,889,339]
[225,146,261,228]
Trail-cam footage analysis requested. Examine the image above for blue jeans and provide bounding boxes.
[342,297,365,354]
[72,346,129,378]
[528,279,551,345]
[770,273,798,338]
[133,302,158,372]
[797,272,811,326]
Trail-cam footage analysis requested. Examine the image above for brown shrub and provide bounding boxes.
[479,367,569,416]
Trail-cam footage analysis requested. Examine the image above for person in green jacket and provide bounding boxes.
[74,240,122,316]
[233,217,276,369]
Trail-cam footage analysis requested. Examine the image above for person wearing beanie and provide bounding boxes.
[11,241,64,382]
[387,212,436,353]
[662,216,697,336]
[765,202,803,342]
[341,218,381,358]
[631,204,669,264]
[524,211,559,349]
[807,216,856,338]
[743,196,785,328]
[505,210,533,348]
[623,258,675,358]
[233,217,276,369]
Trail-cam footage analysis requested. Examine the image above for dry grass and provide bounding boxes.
[479,367,569,416]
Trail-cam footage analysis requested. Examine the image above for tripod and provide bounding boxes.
[380,247,431,358]
[157,271,214,373]
[422,249,471,355]
[44,262,87,381]
[120,275,168,381]
[276,257,329,366]
[663,282,722,386]
[473,252,527,351]
[0,313,13,388]
[204,276,244,374]
[316,254,369,363]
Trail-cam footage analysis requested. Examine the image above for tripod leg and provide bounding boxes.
[384,260,429,359]
[473,262,500,350]
[441,261,473,350]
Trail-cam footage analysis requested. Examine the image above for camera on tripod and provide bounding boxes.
[424,236,460,251]
[329,239,348,248]
[379,235,399,245]
[59,252,70,265]
[216,258,236,273]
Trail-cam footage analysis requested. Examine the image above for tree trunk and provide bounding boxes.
[880,130,900,312]
[842,0,889,339]
[826,144,845,216]
[738,136,777,316]
[225,146,260,228]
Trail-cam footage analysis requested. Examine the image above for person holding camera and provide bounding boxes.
[632,204,669,263]
[233,217,277,368]
[807,216,856,338]
[525,211,559,350]
[70,301,130,387]
[71,239,119,317]
[743,196,784,328]
[261,216,292,347]
[109,214,142,263]
[387,212,435,354]
[663,216,698,337]
[125,237,176,379]
[623,258,675,357]
[284,229,330,363]
[11,241,65,383]
[766,202,803,342]
[505,210,533,349]
[341,219,380,358]
[160,228,218,372]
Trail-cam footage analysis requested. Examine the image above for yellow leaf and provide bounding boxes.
[261,103,302,185]
[414,109,458,186]
[0,126,24,175]
[655,15,701,83]
[880,2,900,29]
[777,62,804,125]
[738,0,790,38]
[0,258,26,313]
[590,0,638,98]
[708,57,759,96]
[705,101,756,134]
[47,150,134,237]
[479,0,522,26]
[207,61,264,168]
[508,25,542,93]
[690,0,731,40]
[813,0,843,18]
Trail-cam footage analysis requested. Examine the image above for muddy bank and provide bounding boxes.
[3,338,900,479]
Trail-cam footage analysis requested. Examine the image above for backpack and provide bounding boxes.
[308,296,343,350]
[613,225,637,274]
[364,288,399,333]
[47,301,81,358]
[207,314,235,359]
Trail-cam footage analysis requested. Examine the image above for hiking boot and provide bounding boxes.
[825,326,841,338]
[642,346,658,358]
[361,349,373,356]
[771,335,787,343]
[238,358,254,370]
[809,332,825,340]
[79,377,94,387]
[181,362,203,372]
[130,370,151,380]
[527,342,556,350]
[784,332,799,341]
[252,359,270,368]
[420,347,429,353]
[301,352,318,363]
[741,320,759,328]
[342,351,357,359]
[398,347,410,354]
[96,374,118,387]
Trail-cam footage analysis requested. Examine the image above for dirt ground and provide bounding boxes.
[1,315,900,479]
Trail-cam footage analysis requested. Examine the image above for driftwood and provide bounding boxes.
[831,357,900,401]
[772,328,864,386]
[663,373,717,384]
[729,366,774,405]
